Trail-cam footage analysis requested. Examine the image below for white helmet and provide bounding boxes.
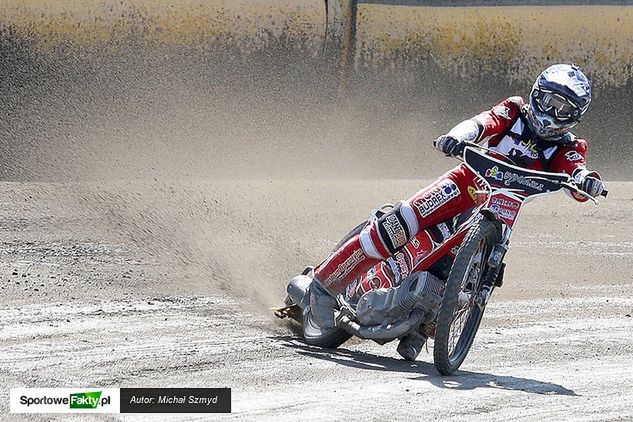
[526,64,592,143]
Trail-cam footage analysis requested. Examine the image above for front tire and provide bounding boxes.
[433,219,499,375]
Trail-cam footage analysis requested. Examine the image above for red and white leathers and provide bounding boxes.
[313,96,601,295]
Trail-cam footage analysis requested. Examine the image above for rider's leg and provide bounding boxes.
[313,165,478,295]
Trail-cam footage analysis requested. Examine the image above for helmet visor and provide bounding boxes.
[533,89,580,121]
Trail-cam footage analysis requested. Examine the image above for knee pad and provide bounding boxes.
[360,203,419,258]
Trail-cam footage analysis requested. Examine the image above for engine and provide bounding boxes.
[355,271,444,327]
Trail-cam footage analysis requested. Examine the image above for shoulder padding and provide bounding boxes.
[506,96,526,107]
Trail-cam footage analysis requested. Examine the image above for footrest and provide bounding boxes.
[271,304,301,321]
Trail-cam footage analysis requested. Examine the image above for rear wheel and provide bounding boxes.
[300,205,393,349]
[433,219,499,375]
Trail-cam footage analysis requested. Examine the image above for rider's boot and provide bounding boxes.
[306,281,339,330]
[397,329,428,361]
[308,233,382,329]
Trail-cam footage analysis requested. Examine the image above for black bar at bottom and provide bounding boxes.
[120,388,231,413]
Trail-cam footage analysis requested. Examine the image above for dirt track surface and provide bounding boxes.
[0,179,632,421]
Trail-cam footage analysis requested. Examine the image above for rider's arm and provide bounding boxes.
[446,119,480,143]
[434,120,480,156]
[435,97,524,156]
[549,138,604,200]
[438,97,524,151]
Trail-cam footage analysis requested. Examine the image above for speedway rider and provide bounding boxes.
[308,64,605,357]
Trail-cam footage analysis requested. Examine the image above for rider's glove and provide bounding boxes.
[581,175,605,197]
[434,135,464,157]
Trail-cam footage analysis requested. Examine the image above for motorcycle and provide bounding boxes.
[274,143,607,375]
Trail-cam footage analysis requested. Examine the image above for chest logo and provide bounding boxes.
[505,137,539,162]
[565,151,583,162]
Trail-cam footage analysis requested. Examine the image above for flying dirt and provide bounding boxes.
[1,1,632,421]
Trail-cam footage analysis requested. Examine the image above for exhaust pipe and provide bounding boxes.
[335,308,425,341]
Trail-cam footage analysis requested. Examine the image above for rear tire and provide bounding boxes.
[433,219,499,375]
[300,205,394,349]
[300,220,372,348]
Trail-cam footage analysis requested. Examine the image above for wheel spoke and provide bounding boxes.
[447,238,488,359]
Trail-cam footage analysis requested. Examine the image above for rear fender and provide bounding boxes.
[286,274,313,307]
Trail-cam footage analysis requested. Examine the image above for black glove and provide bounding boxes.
[581,175,605,197]
[434,135,464,157]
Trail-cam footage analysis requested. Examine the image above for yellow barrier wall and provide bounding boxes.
[0,0,325,52]
[356,5,633,87]
[4,2,633,88]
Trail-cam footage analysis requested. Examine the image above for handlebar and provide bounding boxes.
[432,140,608,200]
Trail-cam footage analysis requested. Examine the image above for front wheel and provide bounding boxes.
[433,219,500,375]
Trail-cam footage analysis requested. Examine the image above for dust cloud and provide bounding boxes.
[0,23,628,316]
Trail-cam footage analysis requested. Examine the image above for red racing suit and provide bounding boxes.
[313,96,600,296]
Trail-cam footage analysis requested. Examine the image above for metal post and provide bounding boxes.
[324,0,358,98]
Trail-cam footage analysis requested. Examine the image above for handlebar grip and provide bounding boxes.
[601,189,608,198]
